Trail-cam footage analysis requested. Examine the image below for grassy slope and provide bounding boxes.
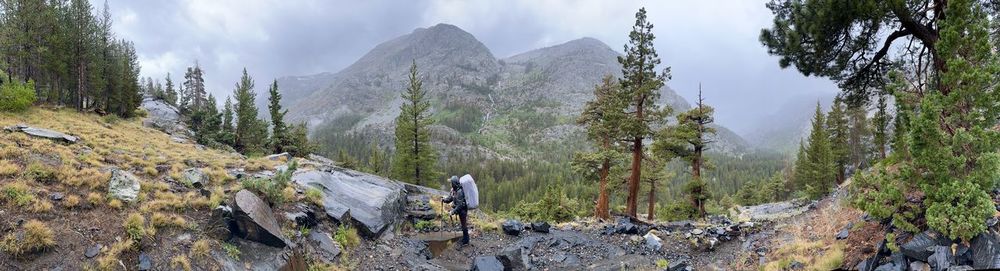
[0,108,284,270]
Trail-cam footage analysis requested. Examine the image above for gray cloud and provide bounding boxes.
[110,0,838,136]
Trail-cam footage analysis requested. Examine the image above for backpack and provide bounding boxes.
[459,174,479,210]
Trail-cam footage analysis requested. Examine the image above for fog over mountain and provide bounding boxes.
[110,0,840,140]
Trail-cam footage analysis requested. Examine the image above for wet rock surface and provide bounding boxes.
[292,168,407,237]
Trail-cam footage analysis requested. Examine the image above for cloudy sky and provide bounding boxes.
[109,0,839,135]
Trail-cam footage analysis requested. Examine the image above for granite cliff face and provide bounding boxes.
[276,23,746,157]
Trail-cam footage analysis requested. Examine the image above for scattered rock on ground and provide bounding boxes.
[183,168,206,188]
[138,252,151,270]
[471,256,504,271]
[531,221,550,233]
[232,189,288,247]
[84,244,102,258]
[927,245,953,271]
[971,231,1000,269]
[644,230,662,250]
[107,169,141,202]
[836,228,850,240]
[309,230,342,263]
[503,220,525,236]
[901,231,953,260]
[211,238,306,271]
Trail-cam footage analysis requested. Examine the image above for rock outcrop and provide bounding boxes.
[292,168,407,237]
[733,199,813,222]
[140,97,192,139]
[232,190,288,248]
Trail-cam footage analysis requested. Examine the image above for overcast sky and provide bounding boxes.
[109,0,839,136]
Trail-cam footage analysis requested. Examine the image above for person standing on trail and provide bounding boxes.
[442,176,469,245]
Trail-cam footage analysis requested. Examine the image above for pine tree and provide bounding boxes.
[574,75,625,219]
[232,68,267,154]
[391,60,438,186]
[826,99,848,183]
[366,142,388,177]
[182,61,206,112]
[846,104,872,170]
[218,97,235,146]
[906,0,999,241]
[267,79,290,154]
[164,73,177,106]
[801,102,835,199]
[654,86,715,218]
[287,122,313,157]
[617,7,671,218]
[872,94,890,159]
[791,140,808,193]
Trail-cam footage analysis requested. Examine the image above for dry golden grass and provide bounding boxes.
[1,219,56,256]
[151,212,188,229]
[170,255,192,271]
[107,198,123,209]
[94,239,134,271]
[30,199,53,213]
[0,160,20,176]
[86,192,103,206]
[190,239,212,260]
[63,194,81,208]
[62,167,109,189]
[760,198,860,271]
[142,191,186,212]
[0,107,243,191]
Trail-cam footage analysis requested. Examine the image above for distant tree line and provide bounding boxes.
[0,0,141,117]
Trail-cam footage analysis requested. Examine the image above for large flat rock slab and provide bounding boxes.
[293,168,407,237]
[4,124,78,143]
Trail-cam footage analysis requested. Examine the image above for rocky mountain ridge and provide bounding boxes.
[273,23,749,157]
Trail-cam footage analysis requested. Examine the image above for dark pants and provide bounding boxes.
[458,210,469,244]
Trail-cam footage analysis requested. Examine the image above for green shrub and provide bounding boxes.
[1,182,34,207]
[0,80,35,112]
[241,160,298,205]
[657,200,698,221]
[305,187,323,206]
[334,224,360,249]
[124,213,147,242]
[509,185,582,223]
[414,220,434,231]
[221,242,240,260]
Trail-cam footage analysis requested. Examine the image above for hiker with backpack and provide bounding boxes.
[442,174,478,245]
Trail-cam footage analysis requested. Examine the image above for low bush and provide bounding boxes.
[1,182,34,207]
[334,224,360,249]
[508,185,583,223]
[0,80,36,112]
[124,213,147,242]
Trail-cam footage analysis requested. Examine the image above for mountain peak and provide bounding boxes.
[565,37,612,50]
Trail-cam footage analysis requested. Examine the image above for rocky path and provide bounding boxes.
[347,209,815,271]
